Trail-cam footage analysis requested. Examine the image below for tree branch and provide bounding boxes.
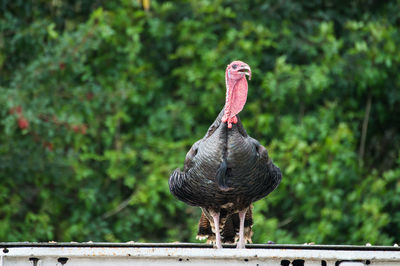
[358,91,372,167]
[102,192,135,219]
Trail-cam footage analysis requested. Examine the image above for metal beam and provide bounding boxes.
[1,243,399,266]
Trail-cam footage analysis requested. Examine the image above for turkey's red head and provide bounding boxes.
[222,60,252,128]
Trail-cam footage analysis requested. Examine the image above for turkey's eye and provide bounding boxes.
[232,64,238,69]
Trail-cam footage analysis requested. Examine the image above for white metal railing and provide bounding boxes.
[1,243,399,266]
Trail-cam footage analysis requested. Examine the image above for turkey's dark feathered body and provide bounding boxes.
[169,109,282,243]
[169,110,281,209]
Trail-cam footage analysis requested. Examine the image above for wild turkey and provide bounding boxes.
[169,61,282,248]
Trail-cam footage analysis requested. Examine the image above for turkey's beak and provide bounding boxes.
[238,65,251,80]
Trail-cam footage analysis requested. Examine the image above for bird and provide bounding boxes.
[169,60,282,249]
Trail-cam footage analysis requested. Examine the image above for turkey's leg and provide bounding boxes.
[236,209,247,249]
[210,211,222,249]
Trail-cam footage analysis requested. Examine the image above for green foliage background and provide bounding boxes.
[1,0,400,244]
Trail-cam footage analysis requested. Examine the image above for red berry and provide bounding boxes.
[9,106,22,115]
[15,106,22,114]
[72,125,80,133]
[59,62,66,70]
[86,92,94,101]
[44,142,53,151]
[18,117,29,129]
[80,124,87,135]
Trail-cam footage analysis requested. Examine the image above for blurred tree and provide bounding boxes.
[0,0,399,244]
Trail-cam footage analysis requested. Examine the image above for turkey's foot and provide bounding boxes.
[210,211,223,249]
[236,209,247,249]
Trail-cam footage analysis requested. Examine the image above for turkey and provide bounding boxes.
[169,60,282,249]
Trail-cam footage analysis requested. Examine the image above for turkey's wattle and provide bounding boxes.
[169,60,282,249]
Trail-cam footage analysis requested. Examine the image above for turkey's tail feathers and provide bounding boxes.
[196,211,213,241]
[196,207,253,244]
